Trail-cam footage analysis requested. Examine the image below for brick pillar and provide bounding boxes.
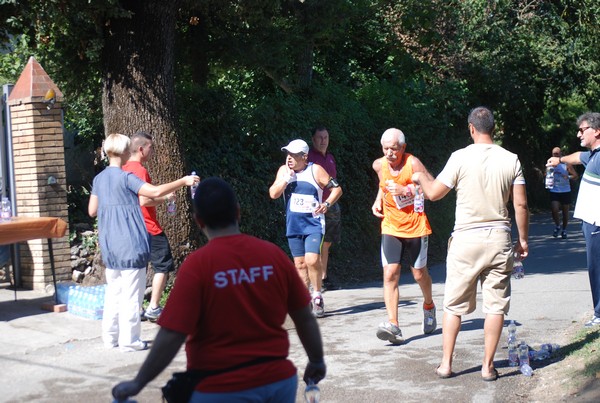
[7,57,70,290]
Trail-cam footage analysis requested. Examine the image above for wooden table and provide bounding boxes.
[0,216,68,302]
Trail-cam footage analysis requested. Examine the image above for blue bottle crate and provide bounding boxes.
[67,284,106,320]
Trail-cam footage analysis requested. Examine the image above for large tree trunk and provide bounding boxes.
[100,0,197,272]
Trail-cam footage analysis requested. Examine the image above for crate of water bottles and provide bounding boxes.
[67,284,106,320]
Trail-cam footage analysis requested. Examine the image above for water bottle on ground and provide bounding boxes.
[507,320,517,345]
[513,252,524,279]
[413,185,424,213]
[304,381,320,403]
[545,166,555,189]
[190,171,199,199]
[1,197,11,221]
[518,342,533,376]
[167,194,176,216]
[508,341,519,367]
[507,320,519,366]
[534,343,560,360]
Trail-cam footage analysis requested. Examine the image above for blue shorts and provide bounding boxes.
[190,374,297,403]
[287,233,323,257]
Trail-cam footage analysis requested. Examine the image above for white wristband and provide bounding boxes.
[282,174,293,183]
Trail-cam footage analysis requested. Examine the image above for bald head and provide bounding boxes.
[551,147,562,157]
[380,128,406,146]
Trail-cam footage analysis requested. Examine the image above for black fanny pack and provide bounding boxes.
[161,356,285,403]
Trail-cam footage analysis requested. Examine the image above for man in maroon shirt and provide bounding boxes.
[308,126,342,291]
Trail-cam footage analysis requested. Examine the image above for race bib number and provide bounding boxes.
[393,194,414,210]
[290,193,317,213]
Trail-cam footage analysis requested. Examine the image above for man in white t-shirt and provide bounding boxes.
[412,106,529,382]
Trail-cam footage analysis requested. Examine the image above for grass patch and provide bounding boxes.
[564,326,600,378]
[546,325,600,396]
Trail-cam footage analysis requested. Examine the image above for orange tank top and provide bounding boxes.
[379,154,432,238]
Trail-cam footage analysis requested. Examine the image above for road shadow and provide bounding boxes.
[0,295,54,321]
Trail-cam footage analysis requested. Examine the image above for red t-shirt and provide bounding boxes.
[122,161,163,235]
[158,233,311,392]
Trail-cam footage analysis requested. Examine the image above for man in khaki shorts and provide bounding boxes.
[412,106,529,382]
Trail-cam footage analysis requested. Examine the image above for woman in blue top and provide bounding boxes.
[88,133,199,352]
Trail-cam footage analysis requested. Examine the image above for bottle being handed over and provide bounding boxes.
[413,185,424,213]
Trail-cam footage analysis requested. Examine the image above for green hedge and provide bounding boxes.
[176,76,472,284]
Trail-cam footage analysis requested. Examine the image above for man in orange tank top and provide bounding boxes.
[371,128,437,344]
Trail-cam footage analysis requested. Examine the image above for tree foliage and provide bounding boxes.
[2,0,599,282]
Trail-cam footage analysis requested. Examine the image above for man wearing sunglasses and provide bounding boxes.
[547,112,600,328]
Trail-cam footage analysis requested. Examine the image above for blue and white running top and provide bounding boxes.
[283,162,325,236]
[550,163,572,194]
[574,147,600,225]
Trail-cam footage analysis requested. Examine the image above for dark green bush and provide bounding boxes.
[176,76,470,285]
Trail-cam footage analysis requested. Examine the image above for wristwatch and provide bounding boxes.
[324,201,331,208]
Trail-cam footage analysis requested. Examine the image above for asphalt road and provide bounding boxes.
[0,212,593,402]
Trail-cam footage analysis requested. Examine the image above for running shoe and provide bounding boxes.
[553,226,560,238]
[312,295,325,318]
[561,230,567,239]
[423,306,437,334]
[376,321,404,344]
[584,316,600,328]
[119,340,149,353]
[144,306,163,322]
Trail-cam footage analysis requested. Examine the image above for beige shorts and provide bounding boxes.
[443,227,513,316]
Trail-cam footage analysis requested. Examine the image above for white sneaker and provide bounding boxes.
[423,306,437,334]
[376,322,404,344]
[584,316,600,328]
[119,340,148,352]
[312,295,325,318]
[144,306,163,322]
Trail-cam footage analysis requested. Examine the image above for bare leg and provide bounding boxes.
[561,203,570,229]
[305,252,322,292]
[293,256,310,288]
[321,241,332,280]
[149,272,168,309]
[482,313,504,377]
[550,200,561,226]
[411,266,433,305]
[383,263,401,325]
[439,311,461,374]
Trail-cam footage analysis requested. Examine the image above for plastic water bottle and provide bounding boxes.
[1,197,11,221]
[518,342,533,376]
[167,195,176,216]
[413,185,424,213]
[507,320,519,366]
[190,171,199,199]
[545,166,555,189]
[304,381,320,403]
[513,252,524,279]
[535,343,559,360]
[507,320,517,345]
[508,341,519,367]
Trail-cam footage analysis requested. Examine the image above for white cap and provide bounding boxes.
[281,139,309,154]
